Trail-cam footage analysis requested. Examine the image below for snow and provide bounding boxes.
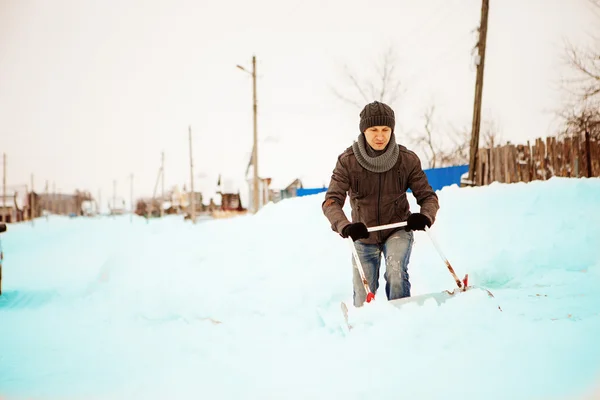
[1,177,600,399]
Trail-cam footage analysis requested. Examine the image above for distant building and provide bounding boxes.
[219,192,245,211]
[135,185,210,219]
[0,187,27,223]
[0,188,94,221]
[245,176,272,212]
[267,178,327,203]
[280,178,303,200]
[37,191,93,216]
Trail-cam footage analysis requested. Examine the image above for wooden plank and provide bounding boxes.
[537,138,544,180]
[476,148,485,186]
[553,136,558,177]
[564,137,572,177]
[502,145,505,183]
[481,149,490,185]
[507,145,512,183]
[592,136,598,177]
[582,132,591,178]
[492,146,497,183]
[505,145,511,183]
[539,138,547,180]
[495,146,503,183]
[490,146,495,183]
[516,145,524,182]
[578,133,584,177]
[480,149,486,186]
[534,139,540,180]
[525,141,532,182]
[485,148,494,185]
[592,138,600,177]
[553,136,560,176]
[489,146,495,183]
[529,144,537,181]
[593,137,595,177]
[511,144,519,183]
[573,134,581,178]
[556,137,564,177]
[546,136,552,177]
[502,145,508,183]
[548,136,557,178]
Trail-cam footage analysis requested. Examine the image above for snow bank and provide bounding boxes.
[0,177,599,399]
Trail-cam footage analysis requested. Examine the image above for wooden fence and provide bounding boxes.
[475,133,600,186]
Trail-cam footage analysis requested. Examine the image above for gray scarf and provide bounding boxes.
[352,132,399,173]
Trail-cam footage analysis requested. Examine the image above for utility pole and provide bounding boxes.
[113,180,116,216]
[189,126,196,224]
[2,153,5,223]
[45,180,49,220]
[467,0,490,186]
[30,174,34,226]
[130,173,134,223]
[252,55,259,213]
[160,151,165,218]
[52,181,56,215]
[237,55,260,213]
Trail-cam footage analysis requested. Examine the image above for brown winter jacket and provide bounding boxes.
[322,144,439,245]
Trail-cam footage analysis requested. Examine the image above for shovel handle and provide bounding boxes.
[425,226,465,290]
[348,238,375,303]
[367,221,407,232]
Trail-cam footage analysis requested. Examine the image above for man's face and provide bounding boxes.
[364,126,392,150]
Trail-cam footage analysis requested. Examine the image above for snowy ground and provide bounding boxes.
[1,177,599,400]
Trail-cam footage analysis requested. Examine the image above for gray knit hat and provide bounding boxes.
[359,101,395,133]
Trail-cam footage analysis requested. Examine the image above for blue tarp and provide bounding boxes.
[293,164,468,198]
[421,164,469,192]
[296,187,328,197]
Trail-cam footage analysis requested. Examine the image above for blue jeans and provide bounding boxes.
[352,229,414,307]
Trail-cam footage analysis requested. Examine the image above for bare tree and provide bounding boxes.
[435,118,502,167]
[409,104,489,168]
[558,100,600,140]
[557,0,600,138]
[436,130,471,167]
[480,119,503,148]
[560,0,599,102]
[563,40,600,102]
[331,46,404,109]
[411,105,438,168]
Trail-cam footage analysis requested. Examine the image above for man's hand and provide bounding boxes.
[341,222,369,241]
[406,213,431,231]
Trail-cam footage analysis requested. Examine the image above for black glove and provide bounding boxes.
[341,222,369,241]
[406,213,431,231]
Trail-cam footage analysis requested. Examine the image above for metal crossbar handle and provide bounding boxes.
[367,221,407,232]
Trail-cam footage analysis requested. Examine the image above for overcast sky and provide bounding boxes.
[0,0,597,208]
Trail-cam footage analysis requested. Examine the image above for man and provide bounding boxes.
[322,101,439,307]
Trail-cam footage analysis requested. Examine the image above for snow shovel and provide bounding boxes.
[347,221,501,309]
[341,221,501,332]
[399,225,501,311]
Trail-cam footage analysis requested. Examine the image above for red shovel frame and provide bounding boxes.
[348,221,468,303]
